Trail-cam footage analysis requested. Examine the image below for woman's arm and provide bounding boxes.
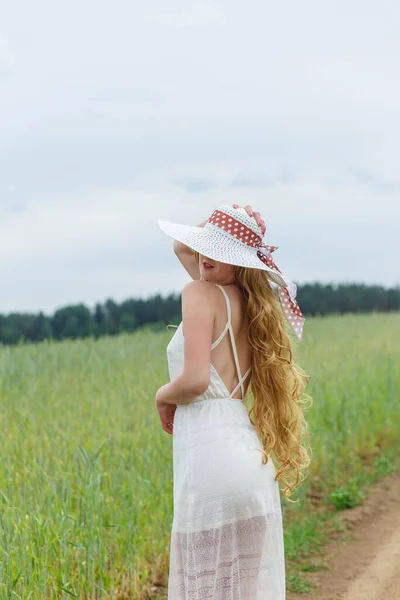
[155,280,214,405]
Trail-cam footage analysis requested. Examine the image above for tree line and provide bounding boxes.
[0,283,398,346]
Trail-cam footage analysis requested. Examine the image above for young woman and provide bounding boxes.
[156,204,312,600]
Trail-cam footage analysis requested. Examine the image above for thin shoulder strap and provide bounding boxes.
[214,284,250,399]
[230,367,252,398]
[210,284,230,350]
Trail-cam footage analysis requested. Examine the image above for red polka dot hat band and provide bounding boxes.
[207,209,262,247]
[258,245,305,340]
[158,204,305,340]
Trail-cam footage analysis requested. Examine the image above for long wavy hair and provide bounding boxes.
[193,251,313,500]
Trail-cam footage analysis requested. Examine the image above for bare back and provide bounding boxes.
[208,283,252,401]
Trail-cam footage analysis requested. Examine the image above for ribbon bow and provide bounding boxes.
[257,244,305,341]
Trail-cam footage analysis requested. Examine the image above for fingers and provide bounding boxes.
[232,203,254,216]
[253,212,266,235]
[232,205,266,235]
[161,420,174,435]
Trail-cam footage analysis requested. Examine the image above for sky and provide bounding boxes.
[0,0,399,315]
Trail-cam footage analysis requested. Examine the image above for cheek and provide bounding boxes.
[219,263,235,277]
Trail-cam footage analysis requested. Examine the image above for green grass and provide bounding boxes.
[0,312,399,598]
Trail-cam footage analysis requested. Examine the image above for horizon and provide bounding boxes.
[0,280,398,318]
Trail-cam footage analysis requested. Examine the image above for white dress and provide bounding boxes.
[166,284,286,599]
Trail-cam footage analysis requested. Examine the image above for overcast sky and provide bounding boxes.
[1,0,399,315]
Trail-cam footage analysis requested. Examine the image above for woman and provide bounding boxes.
[155,203,312,600]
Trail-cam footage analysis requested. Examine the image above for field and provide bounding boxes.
[0,312,399,598]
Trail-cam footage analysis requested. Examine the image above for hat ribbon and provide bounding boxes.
[257,244,305,341]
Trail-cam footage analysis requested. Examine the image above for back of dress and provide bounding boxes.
[166,283,286,600]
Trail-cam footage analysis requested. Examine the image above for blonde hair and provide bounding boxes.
[194,251,313,500]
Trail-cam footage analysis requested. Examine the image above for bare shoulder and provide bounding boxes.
[181,279,218,302]
[181,281,229,312]
[181,281,245,322]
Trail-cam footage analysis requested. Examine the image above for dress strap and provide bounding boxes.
[210,321,229,350]
[210,285,231,350]
[230,367,252,398]
[213,284,251,400]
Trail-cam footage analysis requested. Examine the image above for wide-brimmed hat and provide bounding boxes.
[158,204,304,340]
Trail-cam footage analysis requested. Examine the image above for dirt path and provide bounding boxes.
[289,470,400,600]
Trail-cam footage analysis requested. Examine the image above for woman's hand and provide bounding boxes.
[155,384,177,435]
[232,204,266,235]
[156,400,176,435]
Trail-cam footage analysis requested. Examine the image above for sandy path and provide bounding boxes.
[289,470,400,600]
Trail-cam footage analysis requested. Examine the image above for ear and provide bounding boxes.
[181,280,215,394]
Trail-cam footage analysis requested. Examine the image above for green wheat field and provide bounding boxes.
[0,312,399,598]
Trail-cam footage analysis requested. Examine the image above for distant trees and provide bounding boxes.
[0,292,182,346]
[296,283,400,315]
[51,304,96,340]
[0,283,398,347]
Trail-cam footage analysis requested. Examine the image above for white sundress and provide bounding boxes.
[166,283,286,600]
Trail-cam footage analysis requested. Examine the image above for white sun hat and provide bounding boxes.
[158,204,305,340]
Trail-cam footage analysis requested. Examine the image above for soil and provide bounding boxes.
[289,470,400,600]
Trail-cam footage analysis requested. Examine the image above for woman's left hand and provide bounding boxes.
[232,204,266,235]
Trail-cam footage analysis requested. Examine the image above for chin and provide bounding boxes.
[201,268,215,277]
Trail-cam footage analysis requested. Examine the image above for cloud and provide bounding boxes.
[0,0,399,313]
[0,32,15,74]
[349,168,399,194]
[176,179,216,193]
[147,0,224,27]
